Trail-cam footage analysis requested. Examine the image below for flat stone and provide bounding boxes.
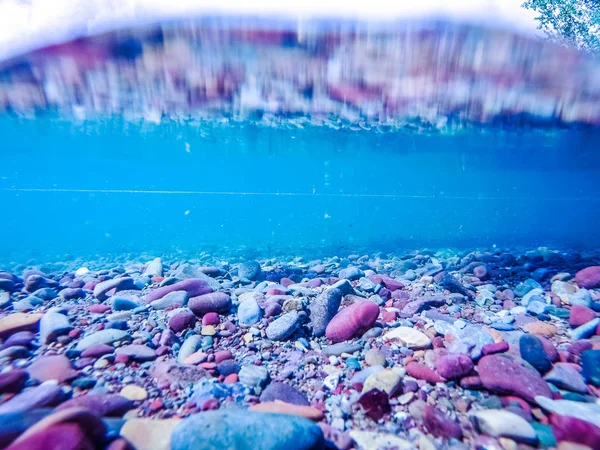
[93,277,136,301]
[581,349,600,387]
[238,297,262,326]
[26,355,78,383]
[250,401,324,421]
[150,361,210,388]
[478,355,552,403]
[57,394,134,417]
[0,370,28,394]
[151,290,189,310]
[266,311,299,341]
[0,313,42,339]
[239,365,269,387]
[143,258,164,278]
[0,384,63,414]
[259,382,309,406]
[522,321,557,338]
[188,292,231,316]
[168,309,196,333]
[520,334,552,373]
[383,326,431,349]
[422,405,463,440]
[238,261,262,280]
[120,385,148,401]
[544,363,588,393]
[571,318,600,340]
[349,431,412,450]
[472,410,537,443]
[177,335,203,363]
[575,266,600,289]
[434,353,474,379]
[120,418,180,450]
[309,288,342,337]
[325,301,380,343]
[322,342,362,357]
[569,305,596,328]
[115,344,156,361]
[171,410,323,450]
[39,312,73,344]
[364,350,386,367]
[80,344,114,358]
[146,279,214,303]
[76,329,130,351]
[536,396,600,428]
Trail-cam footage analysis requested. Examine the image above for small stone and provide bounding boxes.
[434,353,474,379]
[0,384,63,414]
[325,301,379,343]
[472,410,537,443]
[168,309,196,333]
[93,277,136,301]
[177,335,203,363]
[362,369,402,396]
[39,312,73,344]
[238,297,262,326]
[581,350,600,387]
[0,370,28,394]
[544,363,588,393]
[364,350,386,367]
[575,266,600,289]
[569,305,596,328]
[145,279,214,303]
[120,418,180,450]
[405,362,442,384]
[115,344,156,362]
[259,382,309,406]
[120,385,148,401]
[151,291,189,310]
[0,313,42,339]
[188,292,231,316]
[57,394,134,416]
[349,431,412,450]
[250,401,324,421]
[520,334,553,373]
[522,321,556,338]
[383,326,431,349]
[76,329,130,351]
[239,365,269,387]
[26,355,78,383]
[423,405,463,439]
[571,318,600,340]
[309,288,342,337]
[536,396,600,428]
[238,261,262,280]
[357,388,391,421]
[201,325,216,336]
[266,312,299,341]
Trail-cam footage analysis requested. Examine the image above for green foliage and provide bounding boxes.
[522,0,600,53]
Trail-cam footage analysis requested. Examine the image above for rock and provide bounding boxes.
[24,274,57,293]
[329,279,354,296]
[120,418,180,450]
[120,385,148,401]
[5,422,94,450]
[544,363,588,394]
[115,344,156,361]
[357,389,391,420]
[59,288,85,300]
[150,291,189,310]
[0,384,63,414]
[259,382,309,406]
[80,344,114,358]
[238,261,262,281]
[568,289,593,307]
[309,288,342,337]
[177,335,203,363]
[575,266,600,288]
[569,305,595,328]
[339,267,364,281]
[571,318,600,340]
[1,331,35,350]
[168,309,196,333]
[318,423,353,450]
[170,410,323,450]
[0,313,42,339]
[188,292,231,316]
[349,431,412,450]
[423,405,463,439]
[57,394,134,417]
[383,326,431,349]
[581,349,600,387]
[322,342,362,357]
[549,414,600,450]
[0,291,12,308]
[150,361,209,388]
[519,334,553,373]
[143,258,164,277]
[111,295,140,311]
[402,296,446,315]
[478,355,552,402]
[522,321,556,338]
[238,297,262,326]
[265,311,300,341]
[472,410,537,443]
[435,353,474,379]
[325,301,379,343]
[362,369,402,396]
[238,365,269,387]
[146,279,214,303]
[39,312,73,344]
[93,277,136,301]
[536,396,600,428]
[76,329,130,351]
[406,362,443,384]
[250,401,324,421]
[0,370,28,394]
[364,350,386,367]
[26,355,78,383]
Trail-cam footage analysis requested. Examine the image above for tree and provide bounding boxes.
[522,0,600,53]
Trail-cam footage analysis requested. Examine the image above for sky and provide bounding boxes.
[0,0,539,61]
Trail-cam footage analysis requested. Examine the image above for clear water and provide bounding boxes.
[1,117,599,260]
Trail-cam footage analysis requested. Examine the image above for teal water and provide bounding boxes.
[1,118,599,260]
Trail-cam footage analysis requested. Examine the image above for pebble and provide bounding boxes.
[0,313,42,339]
[325,301,379,342]
[364,350,386,367]
[259,382,309,406]
[434,353,474,379]
[571,318,600,340]
[26,355,77,383]
[349,431,412,450]
[75,329,130,351]
[150,291,189,310]
[120,385,148,401]
[120,418,180,450]
[384,326,431,349]
[519,334,553,373]
[145,278,214,303]
[93,277,136,301]
[575,266,600,289]
[188,292,231,316]
[309,288,342,337]
[581,349,600,386]
[544,363,588,393]
[238,297,262,326]
[362,369,402,396]
[250,401,324,421]
[39,312,73,344]
[265,311,299,341]
[472,410,537,443]
[238,365,269,387]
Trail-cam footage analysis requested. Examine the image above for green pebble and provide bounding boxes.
[531,422,556,448]
[345,358,361,370]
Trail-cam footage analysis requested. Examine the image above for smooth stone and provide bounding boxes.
[238,365,269,387]
[143,258,164,278]
[171,410,323,450]
[544,363,588,393]
[250,401,324,421]
[120,418,180,450]
[150,361,209,388]
[59,288,86,300]
[177,335,203,363]
[238,297,262,326]
[259,382,309,406]
[120,385,148,401]
[522,321,557,338]
[362,369,402,396]
[325,301,379,343]
[322,342,362,357]
[349,431,412,450]
[94,277,136,301]
[478,355,552,402]
[188,292,231,316]
[571,318,600,340]
[26,355,78,383]
[0,313,42,339]
[145,279,214,303]
[238,261,262,281]
[39,312,73,344]
[0,384,63,414]
[435,353,474,379]
[0,370,28,394]
[265,312,300,341]
[339,267,364,281]
[364,350,386,367]
[1,331,35,350]
[581,349,600,387]
[406,362,443,384]
[549,414,600,450]
[5,422,94,450]
[0,291,12,308]
[309,288,342,337]
[575,266,600,289]
[472,410,537,443]
[151,290,189,310]
[422,405,463,439]
[115,344,156,362]
[76,329,130,351]
[568,289,593,307]
[569,305,596,328]
[57,394,134,417]
[520,334,553,373]
[536,396,600,428]
[168,309,196,333]
[111,297,140,311]
[329,279,355,296]
[383,326,431,349]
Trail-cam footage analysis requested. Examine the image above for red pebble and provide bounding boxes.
[68,329,82,339]
[223,374,238,383]
[481,341,509,355]
[406,362,443,384]
[149,398,163,411]
[267,288,286,296]
[201,398,220,411]
[151,277,164,283]
[214,350,233,364]
[115,354,129,364]
[381,310,397,323]
[88,304,110,314]
[202,312,220,326]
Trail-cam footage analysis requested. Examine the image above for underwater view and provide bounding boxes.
[1,2,600,450]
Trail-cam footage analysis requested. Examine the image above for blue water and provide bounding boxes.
[1,118,599,260]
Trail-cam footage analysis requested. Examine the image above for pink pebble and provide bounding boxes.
[325,301,380,343]
[481,341,509,355]
[202,312,220,326]
[214,350,233,364]
[115,354,129,364]
[88,304,110,314]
